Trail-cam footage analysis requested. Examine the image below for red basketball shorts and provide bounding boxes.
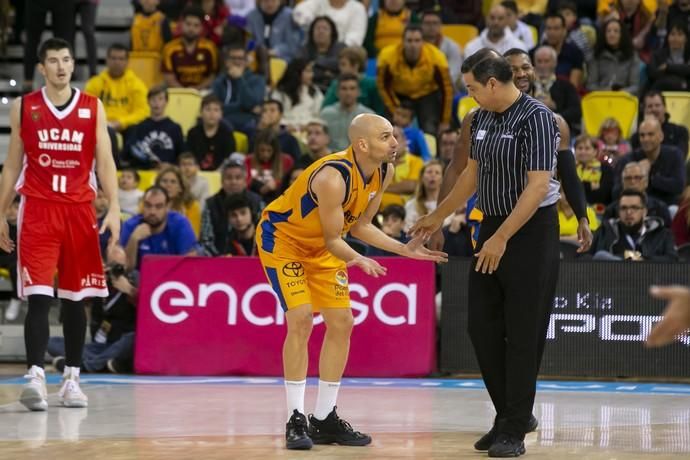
[17,196,108,300]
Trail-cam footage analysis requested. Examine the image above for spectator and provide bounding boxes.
[293,0,368,47]
[599,0,655,63]
[438,128,459,167]
[246,0,303,61]
[211,45,265,134]
[648,21,690,91]
[85,43,150,158]
[94,186,116,258]
[661,1,690,38]
[614,117,685,206]
[377,25,453,134]
[296,16,346,92]
[364,0,417,57]
[218,194,258,255]
[604,161,672,227]
[558,186,600,244]
[420,9,463,89]
[442,206,475,257]
[536,12,585,89]
[246,129,295,203]
[200,158,264,255]
[532,45,582,132]
[575,134,614,206]
[597,117,632,165]
[464,5,528,57]
[296,120,332,168]
[322,46,385,115]
[122,85,185,169]
[121,186,198,270]
[403,160,450,232]
[254,99,302,161]
[366,204,409,256]
[48,245,137,374]
[155,166,203,236]
[502,1,535,49]
[379,126,423,209]
[270,58,325,132]
[162,5,219,89]
[73,0,99,77]
[417,0,484,26]
[391,101,431,161]
[179,152,210,206]
[558,0,594,60]
[23,0,75,93]
[0,197,20,321]
[631,90,689,157]
[591,189,677,261]
[184,0,229,45]
[587,19,640,94]
[186,94,236,171]
[224,0,254,18]
[671,186,690,245]
[118,168,144,216]
[320,74,375,151]
[131,0,173,53]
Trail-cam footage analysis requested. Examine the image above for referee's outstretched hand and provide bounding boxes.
[646,285,690,347]
[0,218,14,253]
[409,212,444,240]
[347,256,387,278]
[401,234,448,263]
[474,234,507,275]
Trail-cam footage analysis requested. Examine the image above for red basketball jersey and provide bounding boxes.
[17,87,98,203]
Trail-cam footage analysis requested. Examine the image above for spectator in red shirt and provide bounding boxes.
[246,129,295,203]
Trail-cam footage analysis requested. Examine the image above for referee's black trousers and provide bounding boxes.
[468,204,559,439]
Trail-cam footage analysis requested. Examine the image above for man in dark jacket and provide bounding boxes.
[630,91,689,157]
[591,189,678,262]
[614,117,686,206]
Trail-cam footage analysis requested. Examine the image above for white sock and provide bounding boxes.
[314,380,341,420]
[285,379,306,421]
[63,366,80,378]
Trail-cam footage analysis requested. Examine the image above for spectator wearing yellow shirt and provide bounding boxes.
[85,43,150,160]
[155,166,202,237]
[364,0,417,57]
[558,189,600,243]
[130,0,173,53]
[377,24,453,134]
[379,126,423,210]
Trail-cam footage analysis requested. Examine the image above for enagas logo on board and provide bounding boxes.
[149,281,419,327]
[38,153,51,167]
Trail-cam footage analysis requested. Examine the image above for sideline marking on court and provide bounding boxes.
[1,375,689,395]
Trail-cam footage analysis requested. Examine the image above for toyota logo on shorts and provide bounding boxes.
[282,262,304,277]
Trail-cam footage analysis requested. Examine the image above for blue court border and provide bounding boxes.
[1,375,690,396]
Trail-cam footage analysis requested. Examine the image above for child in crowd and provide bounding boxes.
[246,129,294,203]
[118,168,144,216]
[179,153,210,207]
[597,117,631,165]
[392,101,431,161]
[367,204,409,256]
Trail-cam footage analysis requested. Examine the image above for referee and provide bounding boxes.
[411,48,560,458]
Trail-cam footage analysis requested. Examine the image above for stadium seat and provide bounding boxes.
[581,91,638,139]
[164,88,201,135]
[458,96,479,121]
[136,170,158,191]
[366,58,377,77]
[233,131,249,154]
[128,51,164,88]
[528,25,539,45]
[270,57,287,87]
[424,133,437,158]
[442,25,478,48]
[662,92,690,132]
[199,170,222,195]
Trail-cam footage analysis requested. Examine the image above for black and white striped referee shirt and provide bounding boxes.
[469,92,561,217]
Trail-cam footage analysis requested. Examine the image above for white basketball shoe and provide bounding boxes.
[20,365,48,411]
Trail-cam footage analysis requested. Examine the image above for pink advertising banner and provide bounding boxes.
[134,256,436,377]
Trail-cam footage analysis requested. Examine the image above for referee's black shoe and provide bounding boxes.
[488,433,526,457]
[474,415,538,451]
[308,406,372,446]
[286,410,313,450]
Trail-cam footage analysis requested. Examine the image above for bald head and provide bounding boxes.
[638,116,664,155]
[349,113,392,144]
[349,113,397,163]
[639,116,662,133]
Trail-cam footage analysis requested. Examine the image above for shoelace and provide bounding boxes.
[290,416,309,435]
[335,416,364,437]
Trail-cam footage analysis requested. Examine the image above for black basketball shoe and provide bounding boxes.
[488,433,526,457]
[308,406,372,446]
[474,415,538,451]
[285,410,313,450]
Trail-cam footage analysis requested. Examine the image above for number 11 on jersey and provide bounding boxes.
[52,175,66,193]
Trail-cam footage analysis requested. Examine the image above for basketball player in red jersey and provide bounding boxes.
[0,38,120,411]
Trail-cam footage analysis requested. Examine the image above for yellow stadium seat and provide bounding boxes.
[165,88,201,135]
[662,92,690,130]
[581,91,638,139]
[424,133,437,158]
[199,170,222,195]
[233,131,249,154]
[442,25,478,48]
[528,25,539,45]
[136,170,158,191]
[270,57,287,87]
[0,268,9,279]
[128,51,163,89]
[458,96,479,121]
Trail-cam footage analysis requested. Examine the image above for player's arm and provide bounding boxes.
[313,167,386,277]
[0,98,24,251]
[94,100,121,244]
[350,164,448,262]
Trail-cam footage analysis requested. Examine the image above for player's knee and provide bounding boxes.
[287,311,313,340]
[325,312,354,337]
